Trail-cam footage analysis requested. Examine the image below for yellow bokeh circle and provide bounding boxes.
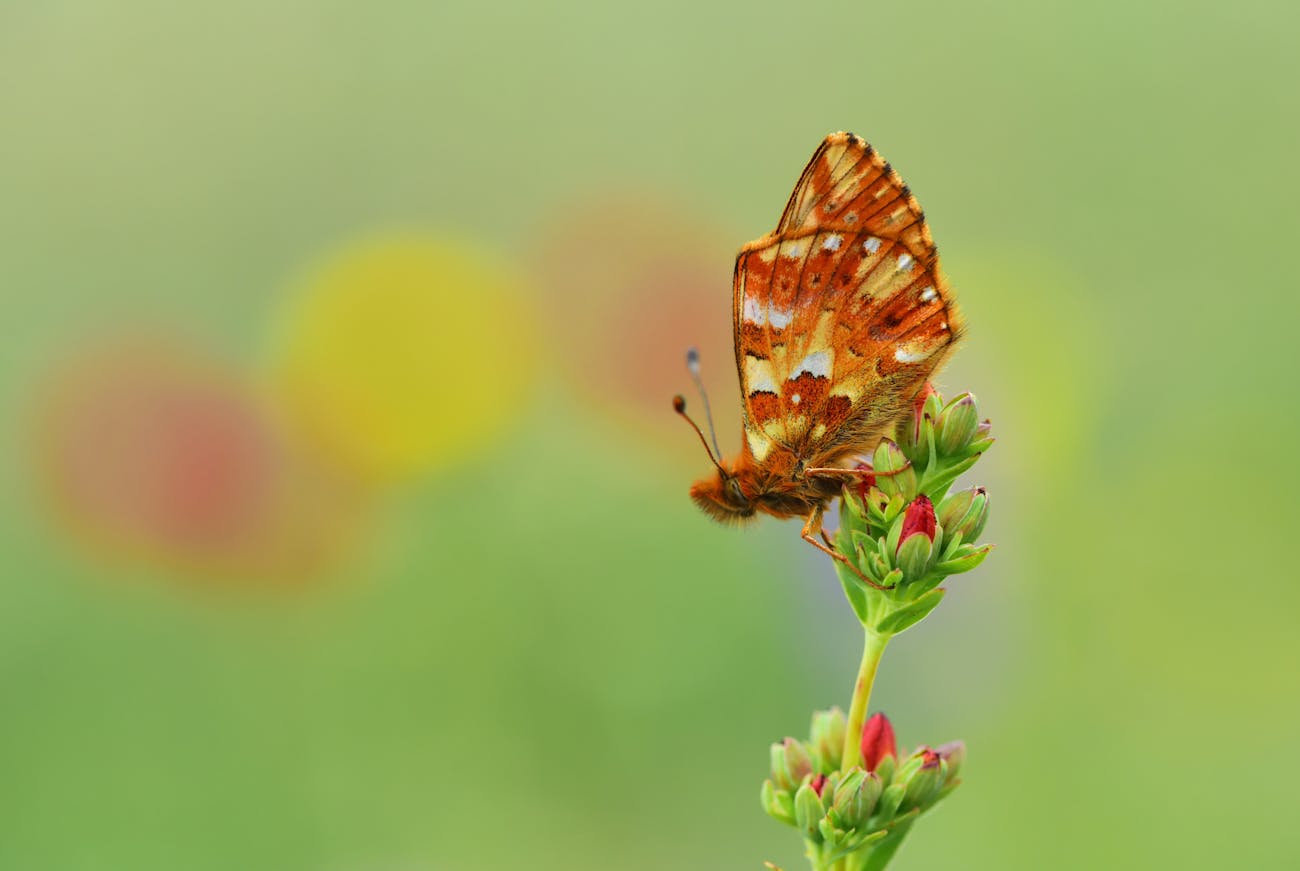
[269,233,534,484]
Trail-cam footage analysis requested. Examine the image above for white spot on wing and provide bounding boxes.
[822,234,842,251]
[791,393,801,405]
[745,357,778,393]
[742,296,765,324]
[769,307,793,329]
[785,244,803,259]
[919,287,937,302]
[863,237,881,253]
[791,349,832,379]
[894,345,932,364]
[897,254,914,272]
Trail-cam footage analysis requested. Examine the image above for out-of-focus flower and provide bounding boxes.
[32,338,368,584]
[529,195,736,447]
[269,233,534,484]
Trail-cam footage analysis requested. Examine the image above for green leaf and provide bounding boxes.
[859,817,916,871]
[874,589,945,636]
[921,453,980,499]
[823,828,888,864]
[906,572,945,599]
[835,560,871,624]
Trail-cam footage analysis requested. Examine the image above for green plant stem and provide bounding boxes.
[839,628,890,772]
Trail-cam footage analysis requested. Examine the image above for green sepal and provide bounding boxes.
[937,544,992,574]
[939,530,965,562]
[874,588,945,636]
[769,742,787,788]
[899,759,946,813]
[884,513,904,557]
[875,782,906,822]
[872,440,917,500]
[873,754,896,786]
[895,532,933,583]
[761,779,797,826]
[866,551,891,582]
[817,816,849,848]
[841,485,868,522]
[793,782,826,841]
[836,769,883,829]
[850,529,879,564]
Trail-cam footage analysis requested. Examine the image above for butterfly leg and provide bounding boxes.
[804,462,912,480]
[800,505,890,591]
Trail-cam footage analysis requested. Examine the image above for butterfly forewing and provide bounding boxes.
[776,133,935,260]
[734,133,961,468]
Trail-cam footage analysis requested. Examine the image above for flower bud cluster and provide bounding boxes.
[834,390,994,636]
[762,711,963,866]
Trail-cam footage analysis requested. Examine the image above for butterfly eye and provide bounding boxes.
[726,478,747,506]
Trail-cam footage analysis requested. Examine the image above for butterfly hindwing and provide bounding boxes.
[734,134,961,468]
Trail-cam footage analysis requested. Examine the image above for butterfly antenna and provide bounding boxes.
[673,394,726,475]
[685,347,724,461]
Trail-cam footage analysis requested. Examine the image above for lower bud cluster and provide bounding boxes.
[762,710,963,867]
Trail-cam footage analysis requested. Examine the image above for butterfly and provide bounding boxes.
[675,132,962,582]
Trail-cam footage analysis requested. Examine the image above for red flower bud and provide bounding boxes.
[810,773,827,796]
[898,494,936,551]
[860,712,897,773]
[917,747,942,769]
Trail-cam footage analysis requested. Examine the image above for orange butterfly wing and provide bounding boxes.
[733,133,962,469]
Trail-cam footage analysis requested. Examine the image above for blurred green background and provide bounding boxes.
[3,2,1298,869]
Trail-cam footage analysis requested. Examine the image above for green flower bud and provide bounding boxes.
[810,708,847,774]
[871,439,917,501]
[761,779,796,825]
[830,766,882,829]
[897,383,938,457]
[936,394,980,456]
[781,737,813,788]
[793,781,827,840]
[899,748,945,813]
[938,487,988,544]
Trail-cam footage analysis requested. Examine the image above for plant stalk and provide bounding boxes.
[839,628,890,772]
